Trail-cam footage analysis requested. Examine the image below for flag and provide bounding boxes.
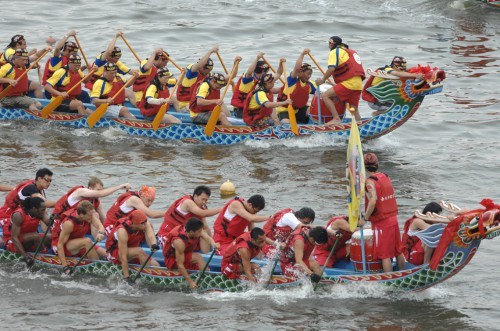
[346,117,365,231]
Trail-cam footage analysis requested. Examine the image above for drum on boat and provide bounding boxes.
[309,85,333,124]
[350,228,383,273]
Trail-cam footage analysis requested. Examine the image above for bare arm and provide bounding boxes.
[274,58,285,81]
[173,239,197,288]
[10,212,28,257]
[292,48,310,78]
[238,247,257,282]
[53,30,77,57]
[230,202,269,223]
[90,215,106,241]
[127,196,165,218]
[102,32,123,62]
[0,184,14,191]
[364,179,377,221]
[191,45,218,72]
[294,239,313,275]
[245,52,265,78]
[72,183,131,200]
[141,49,162,72]
[183,200,221,218]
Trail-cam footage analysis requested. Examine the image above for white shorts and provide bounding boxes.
[105,105,122,118]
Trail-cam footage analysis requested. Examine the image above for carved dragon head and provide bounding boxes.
[403,65,446,99]
[452,199,500,245]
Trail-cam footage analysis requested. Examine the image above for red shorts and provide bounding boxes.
[5,233,47,253]
[332,84,362,115]
[280,259,311,277]
[314,245,348,267]
[164,252,199,270]
[221,262,240,279]
[372,216,403,260]
[52,244,88,257]
[106,248,140,265]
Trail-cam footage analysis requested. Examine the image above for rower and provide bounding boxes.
[313,215,353,267]
[52,201,106,273]
[2,197,51,267]
[0,48,43,111]
[176,45,219,111]
[157,185,221,252]
[133,48,171,104]
[138,68,182,124]
[212,194,270,255]
[44,54,93,115]
[105,210,160,283]
[84,32,138,106]
[276,48,316,125]
[103,185,164,235]
[0,34,51,98]
[162,218,219,289]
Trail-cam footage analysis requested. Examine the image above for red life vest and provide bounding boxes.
[331,48,366,84]
[84,62,100,90]
[104,191,139,229]
[277,80,310,109]
[281,227,314,266]
[263,208,294,241]
[361,75,377,103]
[162,224,201,261]
[176,73,206,102]
[213,197,249,241]
[2,207,41,242]
[400,217,425,265]
[105,218,145,253]
[314,216,352,256]
[158,195,205,237]
[51,210,91,247]
[52,185,100,217]
[6,65,29,96]
[42,55,69,85]
[133,64,158,92]
[242,89,274,126]
[230,76,257,109]
[221,232,261,266]
[189,80,220,113]
[53,68,82,99]
[365,172,398,223]
[138,81,170,117]
[98,77,126,105]
[0,179,34,213]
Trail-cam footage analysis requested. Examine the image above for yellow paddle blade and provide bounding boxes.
[287,105,299,135]
[152,103,168,131]
[204,105,222,136]
[40,96,64,118]
[0,85,13,100]
[87,103,109,128]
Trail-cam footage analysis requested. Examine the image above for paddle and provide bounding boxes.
[162,51,182,72]
[40,69,96,118]
[265,248,281,288]
[261,56,285,85]
[69,237,99,275]
[73,35,91,70]
[216,51,228,75]
[120,34,142,63]
[281,63,299,136]
[0,49,50,100]
[313,236,340,291]
[129,249,155,284]
[195,248,216,287]
[204,58,241,137]
[86,75,136,128]
[152,69,185,130]
[28,215,55,270]
[307,53,335,85]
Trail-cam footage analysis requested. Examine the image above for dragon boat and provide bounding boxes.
[0,200,497,293]
[0,66,445,145]
[479,0,500,7]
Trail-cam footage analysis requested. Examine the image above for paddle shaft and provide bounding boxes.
[163,51,182,71]
[29,216,55,269]
[313,236,340,291]
[265,249,281,288]
[216,51,228,74]
[0,49,50,100]
[152,69,185,130]
[307,53,335,85]
[73,35,91,69]
[70,238,99,274]
[120,35,142,63]
[130,249,155,283]
[281,62,299,135]
[196,249,216,286]
[261,56,285,85]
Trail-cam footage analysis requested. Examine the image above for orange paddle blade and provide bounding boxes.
[0,85,13,100]
[204,105,222,136]
[287,105,299,135]
[87,103,109,128]
[152,103,168,131]
[40,96,64,118]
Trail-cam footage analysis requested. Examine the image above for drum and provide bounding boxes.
[309,85,333,124]
[350,228,383,273]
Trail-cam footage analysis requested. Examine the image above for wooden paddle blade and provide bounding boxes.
[287,105,299,135]
[152,103,168,131]
[40,96,64,118]
[0,85,13,100]
[87,103,109,128]
[204,105,222,136]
